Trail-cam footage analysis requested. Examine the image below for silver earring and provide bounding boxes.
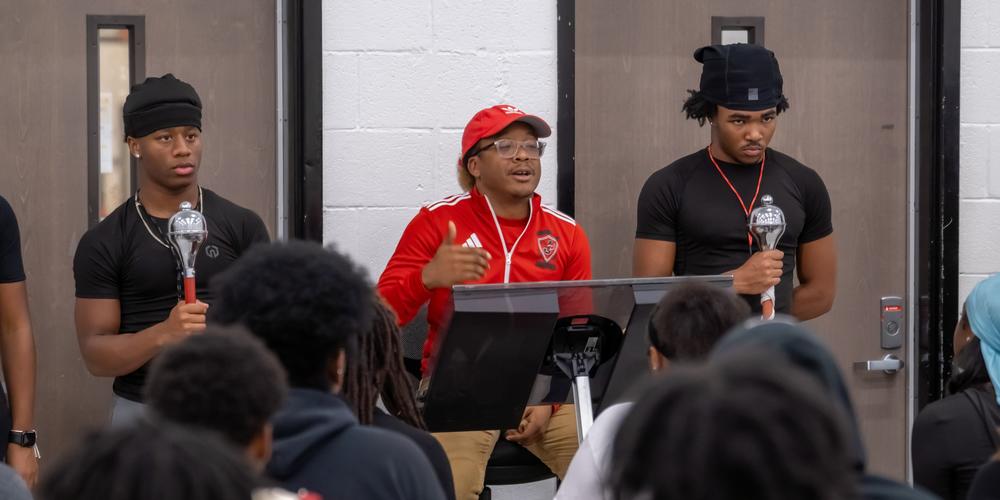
[133,154,141,159]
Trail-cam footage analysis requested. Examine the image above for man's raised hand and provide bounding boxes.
[420,221,492,289]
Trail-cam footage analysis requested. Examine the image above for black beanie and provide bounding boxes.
[122,74,202,139]
[694,43,784,111]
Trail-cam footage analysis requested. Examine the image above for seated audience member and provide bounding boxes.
[144,326,287,468]
[956,274,1000,500]
[555,282,750,499]
[711,320,938,500]
[38,419,258,500]
[609,351,857,500]
[210,241,446,500]
[342,300,455,500]
[913,299,1000,499]
[145,328,313,500]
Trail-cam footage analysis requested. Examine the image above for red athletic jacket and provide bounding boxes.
[377,187,592,374]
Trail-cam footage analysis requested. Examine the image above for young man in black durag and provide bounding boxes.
[73,74,269,425]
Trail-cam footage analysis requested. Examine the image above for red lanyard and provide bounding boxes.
[707,146,766,251]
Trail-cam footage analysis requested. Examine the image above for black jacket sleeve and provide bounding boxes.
[969,460,1000,500]
[913,394,998,500]
[912,406,957,499]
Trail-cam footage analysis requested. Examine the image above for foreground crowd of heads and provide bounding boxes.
[23,241,1000,499]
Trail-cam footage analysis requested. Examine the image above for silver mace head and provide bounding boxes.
[167,201,208,278]
[748,194,786,251]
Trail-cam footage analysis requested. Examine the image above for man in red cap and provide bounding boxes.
[378,104,591,499]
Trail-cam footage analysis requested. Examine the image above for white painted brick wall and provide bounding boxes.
[322,0,559,279]
[960,0,1000,304]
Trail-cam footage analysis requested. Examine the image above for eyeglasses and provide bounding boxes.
[470,139,547,160]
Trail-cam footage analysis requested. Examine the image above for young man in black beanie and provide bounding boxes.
[633,44,836,320]
[73,74,269,425]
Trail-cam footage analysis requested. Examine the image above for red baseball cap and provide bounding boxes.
[459,104,551,165]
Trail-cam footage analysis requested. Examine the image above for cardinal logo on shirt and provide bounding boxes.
[536,230,559,270]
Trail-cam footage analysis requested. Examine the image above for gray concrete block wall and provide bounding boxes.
[322,0,559,279]
[960,0,1000,303]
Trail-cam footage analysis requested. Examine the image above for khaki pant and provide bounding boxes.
[433,404,579,500]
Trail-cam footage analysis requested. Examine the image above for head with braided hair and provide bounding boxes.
[343,298,426,428]
[609,351,857,500]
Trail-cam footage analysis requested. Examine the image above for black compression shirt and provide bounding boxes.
[636,148,832,313]
[74,188,270,401]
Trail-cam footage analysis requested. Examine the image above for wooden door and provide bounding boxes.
[575,0,910,477]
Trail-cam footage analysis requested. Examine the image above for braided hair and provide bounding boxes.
[610,351,857,500]
[343,298,426,428]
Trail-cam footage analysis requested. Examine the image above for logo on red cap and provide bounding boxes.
[459,104,551,165]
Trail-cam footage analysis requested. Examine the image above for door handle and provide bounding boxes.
[854,354,903,374]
